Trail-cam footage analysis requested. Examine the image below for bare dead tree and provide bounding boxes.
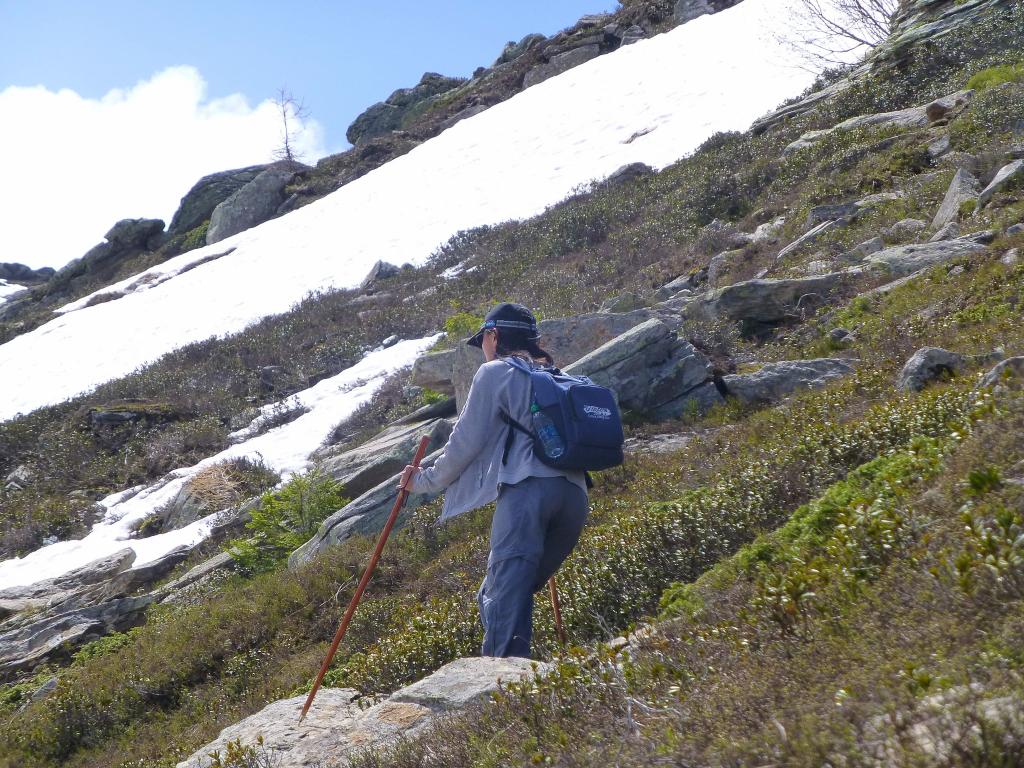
[272,88,310,163]
[780,0,901,69]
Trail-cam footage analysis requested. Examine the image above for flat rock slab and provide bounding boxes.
[178,656,547,768]
[863,239,987,277]
[722,358,856,405]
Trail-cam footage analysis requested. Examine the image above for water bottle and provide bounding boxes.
[531,404,565,459]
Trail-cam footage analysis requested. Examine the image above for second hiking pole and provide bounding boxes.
[299,434,431,723]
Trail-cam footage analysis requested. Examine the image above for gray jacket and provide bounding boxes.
[410,357,586,521]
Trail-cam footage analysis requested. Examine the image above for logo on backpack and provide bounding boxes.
[583,405,612,419]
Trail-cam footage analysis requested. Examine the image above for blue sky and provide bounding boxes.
[1,1,619,154]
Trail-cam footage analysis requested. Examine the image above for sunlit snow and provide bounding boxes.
[0,336,439,590]
[1,0,825,421]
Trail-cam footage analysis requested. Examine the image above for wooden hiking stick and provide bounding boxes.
[549,576,567,646]
[299,434,431,723]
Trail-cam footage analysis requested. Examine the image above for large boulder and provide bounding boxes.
[104,218,165,251]
[410,349,456,394]
[176,656,545,768]
[976,159,1024,211]
[564,318,720,419]
[862,238,988,277]
[682,272,851,334]
[0,263,55,285]
[931,168,980,231]
[449,309,673,412]
[784,90,972,154]
[523,45,601,88]
[168,164,267,235]
[896,347,968,392]
[319,418,453,498]
[346,72,464,145]
[722,358,856,405]
[977,357,1024,390]
[0,595,153,679]
[206,162,307,244]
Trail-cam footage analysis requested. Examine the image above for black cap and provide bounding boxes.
[466,302,540,348]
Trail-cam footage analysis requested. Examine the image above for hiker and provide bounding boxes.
[399,303,589,658]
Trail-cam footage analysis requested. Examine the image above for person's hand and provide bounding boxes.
[398,464,421,491]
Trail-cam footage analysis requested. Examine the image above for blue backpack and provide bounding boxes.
[501,356,625,473]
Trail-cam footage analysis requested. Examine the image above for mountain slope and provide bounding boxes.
[0,0,821,421]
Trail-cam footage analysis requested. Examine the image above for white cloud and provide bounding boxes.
[0,66,326,270]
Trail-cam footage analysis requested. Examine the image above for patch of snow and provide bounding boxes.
[0,0,835,421]
[0,280,25,304]
[0,335,439,590]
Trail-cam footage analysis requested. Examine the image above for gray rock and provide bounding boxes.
[320,418,452,498]
[450,309,676,412]
[599,291,647,313]
[564,319,719,418]
[177,656,547,768]
[855,191,906,211]
[845,237,884,260]
[347,72,464,145]
[1007,223,1024,236]
[654,273,699,300]
[620,25,646,45]
[0,594,153,678]
[784,90,972,154]
[523,45,601,88]
[393,656,545,711]
[685,272,851,332]
[722,358,856,405]
[752,216,786,244]
[929,222,961,242]
[707,249,746,288]
[623,432,694,454]
[392,397,457,426]
[168,165,267,235]
[104,218,165,251]
[100,546,192,601]
[1003,249,1020,267]
[438,103,488,133]
[674,0,714,22]
[977,357,1024,390]
[493,33,547,67]
[884,218,928,241]
[0,548,136,602]
[807,203,858,228]
[0,262,55,284]
[410,349,456,394]
[155,551,236,603]
[776,219,843,261]
[896,347,968,392]
[4,464,34,492]
[927,134,951,161]
[602,162,653,188]
[207,162,306,244]
[932,168,980,231]
[359,260,400,291]
[977,160,1024,211]
[862,238,988,277]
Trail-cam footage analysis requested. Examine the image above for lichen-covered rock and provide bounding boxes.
[168,165,267,235]
[346,72,465,145]
[976,159,1024,211]
[932,168,980,231]
[176,657,547,768]
[410,349,456,394]
[862,238,988,277]
[207,162,307,244]
[896,347,968,392]
[977,357,1024,390]
[722,358,856,405]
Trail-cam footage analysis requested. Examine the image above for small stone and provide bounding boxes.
[1002,249,1020,266]
[977,160,1024,210]
[896,347,968,392]
[884,218,928,241]
[929,221,961,242]
[948,264,965,276]
[381,335,399,348]
[1007,223,1024,236]
[828,328,851,341]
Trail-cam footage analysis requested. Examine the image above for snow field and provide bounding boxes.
[0,335,439,589]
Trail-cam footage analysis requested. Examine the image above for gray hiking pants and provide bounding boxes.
[477,475,589,658]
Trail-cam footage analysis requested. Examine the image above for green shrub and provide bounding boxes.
[967,62,1024,91]
[227,468,347,574]
[181,220,210,252]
